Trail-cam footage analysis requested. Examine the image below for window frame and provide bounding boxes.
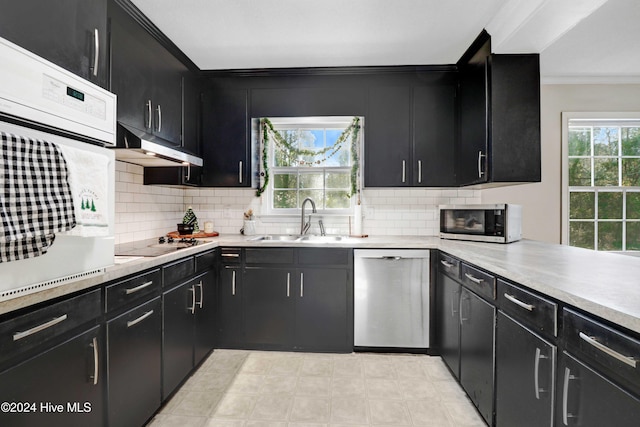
[259,116,361,216]
[561,112,640,251]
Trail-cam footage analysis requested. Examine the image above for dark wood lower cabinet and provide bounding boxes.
[459,287,495,426]
[556,352,640,427]
[435,272,461,379]
[217,264,244,347]
[0,326,104,427]
[495,311,555,427]
[107,298,161,427]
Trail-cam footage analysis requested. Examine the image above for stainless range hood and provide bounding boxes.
[112,123,203,167]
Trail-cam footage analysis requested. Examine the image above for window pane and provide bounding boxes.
[621,127,640,156]
[570,192,594,219]
[299,190,323,208]
[326,172,350,189]
[626,222,640,250]
[622,158,640,186]
[273,173,298,189]
[593,127,619,156]
[570,222,594,249]
[299,173,323,189]
[568,158,591,186]
[594,158,619,186]
[325,191,350,209]
[598,192,623,219]
[273,190,297,209]
[568,127,591,156]
[598,222,623,251]
[627,192,640,219]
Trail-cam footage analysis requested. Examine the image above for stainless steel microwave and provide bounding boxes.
[439,204,522,243]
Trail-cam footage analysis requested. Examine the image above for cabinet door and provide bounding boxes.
[0,0,108,88]
[364,86,412,187]
[495,311,555,427]
[162,280,196,399]
[217,265,244,347]
[244,267,295,348]
[109,2,154,133]
[0,326,104,427]
[107,298,161,427]
[295,268,351,352]
[194,270,216,365]
[413,85,456,186]
[435,272,461,379]
[201,88,250,186]
[557,352,640,427]
[182,72,201,155]
[460,288,495,425]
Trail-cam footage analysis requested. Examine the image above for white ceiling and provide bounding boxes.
[130,0,640,83]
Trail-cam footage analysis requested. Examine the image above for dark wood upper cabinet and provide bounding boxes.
[457,30,541,186]
[0,0,108,88]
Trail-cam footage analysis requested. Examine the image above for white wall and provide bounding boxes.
[482,84,640,244]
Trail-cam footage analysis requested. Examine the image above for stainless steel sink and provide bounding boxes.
[248,234,300,241]
[297,235,351,243]
[248,234,356,244]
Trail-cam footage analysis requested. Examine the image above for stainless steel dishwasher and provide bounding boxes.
[354,249,430,349]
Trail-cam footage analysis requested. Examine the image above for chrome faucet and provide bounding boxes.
[300,197,317,235]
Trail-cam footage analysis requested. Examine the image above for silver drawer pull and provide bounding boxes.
[534,347,548,400]
[196,281,204,309]
[579,332,637,368]
[504,293,535,311]
[13,314,68,341]
[562,367,577,426]
[222,253,240,258]
[125,280,154,295]
[127,310,154,328]
[440,260,454,268]
[464,272,484,284]
[90,336,99,385]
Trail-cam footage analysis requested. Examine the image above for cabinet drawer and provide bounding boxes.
[497,279,557,337]
[0,289,101,366]
[298,248,350,266]
[245,248,294,264]
[438,252,460,279]
[460,262,495,300]
[105,269,161,313]
[195,249,217,273]
[220,247,242,264]
[162,256,195,287]
[563,308,640,396]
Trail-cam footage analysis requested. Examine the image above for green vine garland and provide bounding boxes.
[256,117,361,198]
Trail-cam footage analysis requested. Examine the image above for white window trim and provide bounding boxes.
[257,116,362,218]
[561,111,640,248]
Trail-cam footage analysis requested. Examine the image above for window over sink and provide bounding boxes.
[255,116,362,216]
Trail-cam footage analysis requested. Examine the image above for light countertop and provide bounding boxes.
[3,234,640,337]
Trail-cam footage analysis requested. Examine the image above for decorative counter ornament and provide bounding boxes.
[241,209,256,235]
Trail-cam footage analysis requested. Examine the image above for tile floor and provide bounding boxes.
[147,350,486,427]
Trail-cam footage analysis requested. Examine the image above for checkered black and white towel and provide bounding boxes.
[0,132,76,262]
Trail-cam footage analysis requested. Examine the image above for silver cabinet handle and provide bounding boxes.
[440,260,454,268]
[127,310,154,328]
[579,332,637,368]
[562,366,577,426]
[185,163,191,182]
[417,160,422,184]
[125,280,154,295]
[464,272,483,284]
[156,105,162,132]
[286,273,290,297]
[222,253,240,258]
[504,293,535,311]
[13,314,68,341]
[196,281,204,309]
[534,347,548,400]
[146,100,153,129]
[90,336,99,385]
[477,151,486,178]
[232,270,236,295]
[451,290,459,317]
[300,273,304,297]
[188,286,196,314]
[93,28,99,77]
[239,161,243,184]
[402,160,406,183]
[459,293,469,323]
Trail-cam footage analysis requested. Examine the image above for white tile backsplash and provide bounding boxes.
[115,161,480,242]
